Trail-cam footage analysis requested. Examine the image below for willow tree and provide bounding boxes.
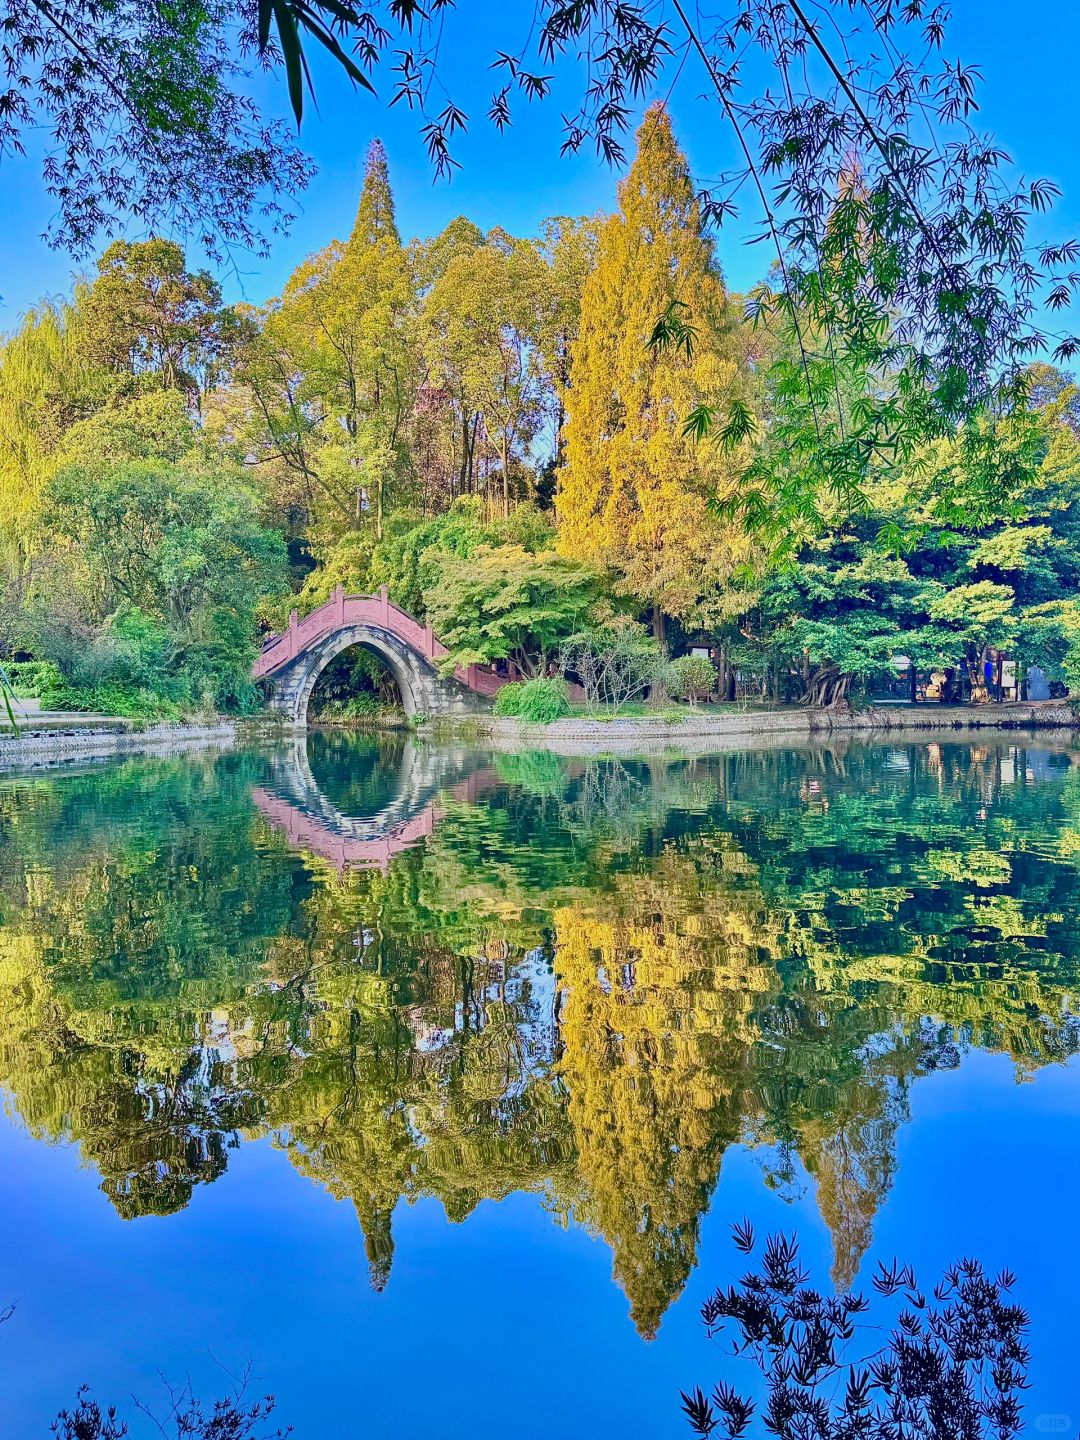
[556,105,753,642]
[0,296,102,556]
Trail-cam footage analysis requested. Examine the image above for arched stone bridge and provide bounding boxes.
[253,585,510,724]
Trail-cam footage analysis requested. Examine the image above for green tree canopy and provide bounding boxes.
[425,543,599,676]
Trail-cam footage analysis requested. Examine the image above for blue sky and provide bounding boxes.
[0,1,1077,323]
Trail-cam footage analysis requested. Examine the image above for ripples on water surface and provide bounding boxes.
[1,733,1079,1435]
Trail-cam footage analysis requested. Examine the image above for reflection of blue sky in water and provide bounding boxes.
[0,735,1079,1434]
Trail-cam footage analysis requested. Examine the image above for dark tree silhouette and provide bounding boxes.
[683,1225,1030,1440]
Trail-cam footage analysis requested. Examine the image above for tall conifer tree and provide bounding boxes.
[556,105,752,640]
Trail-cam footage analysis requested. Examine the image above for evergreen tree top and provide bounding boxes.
[350,137,401,249]
[617,103,700,241]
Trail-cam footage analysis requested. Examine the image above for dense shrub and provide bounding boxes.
[668,654,716,705]
[493,681,525,716]
[40,683,182,722]
[74,607,172,690]
[493,676,569,723]
[34,607,189,718]
[31,602,269,718]
[314,694,388,723]
[4,660,62,697]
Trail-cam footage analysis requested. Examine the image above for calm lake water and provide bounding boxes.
[2,733,1080,1436]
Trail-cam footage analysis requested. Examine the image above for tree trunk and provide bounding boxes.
[802,664,849,708]
[468,413,481,493]
[652,607,666,650]
[458,414,470,498]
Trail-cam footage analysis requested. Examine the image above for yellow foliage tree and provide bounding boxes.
[238,138,418,545]
[556,104,754,640]
[0,295,99,555]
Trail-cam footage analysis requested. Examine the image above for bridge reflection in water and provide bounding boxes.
[251,733,498,870]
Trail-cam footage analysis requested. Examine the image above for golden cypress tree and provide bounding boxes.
[556,105,753,640]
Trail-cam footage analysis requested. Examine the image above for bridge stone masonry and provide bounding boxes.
[253,585,508,725]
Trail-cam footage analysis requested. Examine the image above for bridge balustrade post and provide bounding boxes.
[335,583,345,625]
[288,608,299,660]
[424,620,434,658]
[380,584,390,627]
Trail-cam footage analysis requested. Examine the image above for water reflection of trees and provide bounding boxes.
[0,739,1078,1333]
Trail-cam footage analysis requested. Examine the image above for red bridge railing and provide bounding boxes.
[253,584,509,697]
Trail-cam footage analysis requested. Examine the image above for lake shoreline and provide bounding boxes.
[1,699,1077,770]
[474,699,1080,754]
[0,718,243,771]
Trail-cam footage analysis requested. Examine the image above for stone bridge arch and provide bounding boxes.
[254,586,503,725]
[278,623,437,725]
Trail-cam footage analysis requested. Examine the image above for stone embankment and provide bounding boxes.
[0,716,240,770]
[481,700,1079,755]
[2,699,1076,769]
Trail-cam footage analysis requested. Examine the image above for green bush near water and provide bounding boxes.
[492,683,525,717]
[29,604,271,721]
[493,677,570,724]
[4,660,62,697]
[667,654,717,705]
[40,683,183,722]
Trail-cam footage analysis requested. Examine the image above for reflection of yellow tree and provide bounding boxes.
[784,1022,913,1290]
[229,863,574,1288]
[551,842,782,1336]
[0,929,254,1217]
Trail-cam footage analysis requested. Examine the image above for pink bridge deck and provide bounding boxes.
[253,585,507,697]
